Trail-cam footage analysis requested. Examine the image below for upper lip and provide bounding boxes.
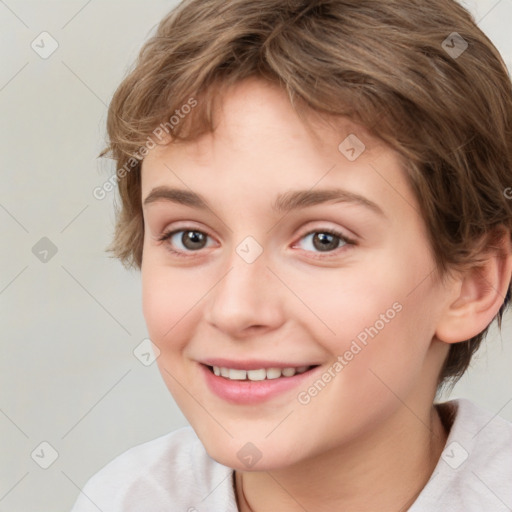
[200,358,320,370]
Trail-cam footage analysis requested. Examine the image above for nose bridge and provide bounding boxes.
[215,250,270,310]
[217,232,270,297]
[204,241,284,334]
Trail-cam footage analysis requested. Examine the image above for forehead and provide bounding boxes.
[147,78,382,165]
[140,78,415,220]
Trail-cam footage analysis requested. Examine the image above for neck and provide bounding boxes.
[235,403,448,512]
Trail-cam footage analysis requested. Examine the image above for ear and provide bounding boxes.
[435,228,512,344]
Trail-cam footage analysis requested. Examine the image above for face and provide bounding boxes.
[140,78,451,471]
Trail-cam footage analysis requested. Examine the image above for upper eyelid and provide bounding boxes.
[160,225,350,239]
[160,218,354,237]
[161,226,216,241]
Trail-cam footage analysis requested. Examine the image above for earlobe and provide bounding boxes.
[435,229,512,344]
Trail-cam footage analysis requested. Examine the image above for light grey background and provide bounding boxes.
[1,1,511,511]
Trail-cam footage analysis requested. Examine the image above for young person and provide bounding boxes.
[72,0,512,510]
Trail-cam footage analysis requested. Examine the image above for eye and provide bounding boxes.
[158,228,216,256]
[157,227,355,258]
[295,229,355,254]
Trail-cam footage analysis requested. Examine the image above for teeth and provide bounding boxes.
[228,369,247,380]
[281,367,297,377]
[211,365,312,381]
[247,368,266,381]
[266,367,283,379]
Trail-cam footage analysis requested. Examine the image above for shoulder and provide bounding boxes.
[442,398,512,475]
[411,398,512,512]
[447,398,512,476]
[70,426,237,512]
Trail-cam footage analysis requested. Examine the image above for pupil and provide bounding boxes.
[313,233,338,252]
[183,231,206,250]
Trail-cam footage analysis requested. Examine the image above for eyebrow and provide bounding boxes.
[143,186,385,217]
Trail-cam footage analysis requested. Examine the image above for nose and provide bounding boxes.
[203,253,286,338]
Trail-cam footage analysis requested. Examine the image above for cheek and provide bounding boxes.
[287,246,439,379]
[287,270,440,443]
[141,259,203,347]
[285,261,403,348]
[141,262,204,407]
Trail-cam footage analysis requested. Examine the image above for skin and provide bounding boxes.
[139,77,510,511]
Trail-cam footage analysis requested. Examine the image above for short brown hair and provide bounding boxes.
[101,0,512,387]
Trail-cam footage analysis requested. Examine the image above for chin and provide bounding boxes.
[200,434,302,472]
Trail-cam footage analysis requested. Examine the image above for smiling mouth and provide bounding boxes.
[205,364,319,381]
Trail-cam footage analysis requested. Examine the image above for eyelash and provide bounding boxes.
[157,227,356,259]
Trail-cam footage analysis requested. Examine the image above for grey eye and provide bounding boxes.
[297,231,347,252]
[171,230,210,251]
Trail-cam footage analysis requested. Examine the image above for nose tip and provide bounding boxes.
[202,258,284,337]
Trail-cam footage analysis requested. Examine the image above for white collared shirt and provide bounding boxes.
[70,399,512,511]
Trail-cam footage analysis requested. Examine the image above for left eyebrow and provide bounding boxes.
[272,188,385,217]
[143,186,385,218]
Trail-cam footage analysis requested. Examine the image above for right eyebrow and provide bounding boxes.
[143,186,208,209]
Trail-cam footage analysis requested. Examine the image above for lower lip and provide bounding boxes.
[200,363,321,405]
